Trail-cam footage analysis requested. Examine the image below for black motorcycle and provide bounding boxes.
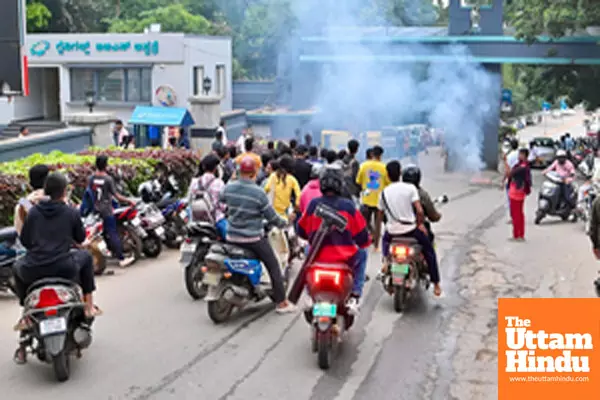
[17,278,93,381]
[180,221,219,300]
[0,227,19,293]
[534,171,578,224]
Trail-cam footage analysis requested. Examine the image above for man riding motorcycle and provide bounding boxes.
[12,172,98,364]
[401,165,441,242]
[219,156,295,314]
[374,161,442,297]
[296,165,371,315]
[543,149,576,210]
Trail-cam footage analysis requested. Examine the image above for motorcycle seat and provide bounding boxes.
[113,206,131,215]
[187,221,217,236]
[0,227,18,243]
[157,198,177,209]
[26,277,78,295]
[211,243,257,259]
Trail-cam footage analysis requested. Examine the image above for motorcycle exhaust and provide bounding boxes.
[222,285,249,306]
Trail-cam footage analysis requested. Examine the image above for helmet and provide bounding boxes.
[402,165,422,187]
[310,163,323,179]
[556,149,567,158]
[239,156,257,174]
[319,165,344,195]
[138,180,160,203]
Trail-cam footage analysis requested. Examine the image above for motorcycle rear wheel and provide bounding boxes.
[207,298,234,324]
[119,226,142,262]
[52,352,70,382]
[184,245,209,300]
[317,331,331,370]
[393,285,408,313]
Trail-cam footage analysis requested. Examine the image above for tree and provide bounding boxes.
[107,4,214,35]
[26,1,52,32]
[507,0,600,110]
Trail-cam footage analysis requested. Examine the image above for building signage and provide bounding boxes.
[30,39,159,57]
[25,34,185,63]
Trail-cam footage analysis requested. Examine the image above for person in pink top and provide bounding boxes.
[299,164,323,214]
[543,149,576,209]
[507,149,532,240]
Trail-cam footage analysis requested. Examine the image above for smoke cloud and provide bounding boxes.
[289,0,499,172]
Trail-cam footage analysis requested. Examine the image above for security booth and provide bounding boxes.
[365,131,382,148]
[128,105,195,148]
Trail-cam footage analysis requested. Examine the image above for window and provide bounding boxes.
[193,66,204,95]
[69,67,152,102]
[215,65,225,95]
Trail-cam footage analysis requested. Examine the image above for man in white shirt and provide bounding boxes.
[237,127,250,154]
[374,160,442,297]
[113,120,130,147]
[216,120,228,144]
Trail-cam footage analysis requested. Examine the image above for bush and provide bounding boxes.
[0,148,202,226]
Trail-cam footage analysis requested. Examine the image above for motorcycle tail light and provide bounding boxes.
[312,269,341,286]
[391,245,412,259]
[185,237,193,243]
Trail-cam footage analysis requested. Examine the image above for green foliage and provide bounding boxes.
[108,4,213,35]
[26,1,52,32]
[0,149,201,226]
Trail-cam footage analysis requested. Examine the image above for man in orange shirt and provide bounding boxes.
[235,137,262,169]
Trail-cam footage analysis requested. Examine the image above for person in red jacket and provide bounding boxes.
[297,165,371,315]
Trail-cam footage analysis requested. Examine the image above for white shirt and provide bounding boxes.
[237,134,248,153]
[378,182,419,235]
[527,148,538,162]
[217,126,228,144]
[506,150,519,169]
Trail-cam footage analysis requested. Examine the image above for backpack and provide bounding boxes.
[342,156,360,197]
[189,176,217,223]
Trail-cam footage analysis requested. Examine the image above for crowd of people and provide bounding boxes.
[9,128,445,363]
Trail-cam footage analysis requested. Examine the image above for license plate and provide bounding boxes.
[39,317,67,336]
[202,272,221,286]
[155,226,165,236]
[313,302,337,317]
[131,217,141,227]
[391,263,410,275]
[180,242,197,253]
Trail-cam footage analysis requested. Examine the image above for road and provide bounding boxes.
[1,131,597,399]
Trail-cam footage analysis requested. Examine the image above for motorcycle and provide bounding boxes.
[380,195,448,312]
[180,221,219,300]
[0,227,19,293]
[113,204,145,262]
[159,196,189,249]
[297,203,354,370]
[579,184,597,234]
[16,278,93,381]
[534,171,578,224]
[81,215,108,275]
[201,223,291,324]
[136,202,165,258]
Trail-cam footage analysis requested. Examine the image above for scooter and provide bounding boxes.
[534,171,578,224]
[0,227,19,293]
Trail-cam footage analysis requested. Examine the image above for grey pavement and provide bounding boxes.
[0,139,597,399]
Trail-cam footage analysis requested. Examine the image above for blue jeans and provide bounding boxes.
[103,215,124,260]
[305,245,367,297]
[215,218,228,240]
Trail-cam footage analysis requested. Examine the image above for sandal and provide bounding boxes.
[13,348,26,365]
[85,305,103,319]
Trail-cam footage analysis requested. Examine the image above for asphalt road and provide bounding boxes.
[0,138,597,399]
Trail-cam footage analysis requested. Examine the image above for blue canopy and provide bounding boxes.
[129,106,195,126]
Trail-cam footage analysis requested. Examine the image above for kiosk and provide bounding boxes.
[128,105,195,148]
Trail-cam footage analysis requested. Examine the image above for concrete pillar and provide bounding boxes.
[64,112,115,147]
[482,63,502,171]
[188,95,222,155]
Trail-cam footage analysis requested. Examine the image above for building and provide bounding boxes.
[0,32,232,127]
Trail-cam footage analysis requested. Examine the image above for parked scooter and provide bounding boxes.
[136,202,165,258]
[534,171,578,224]
[0,227,19,293]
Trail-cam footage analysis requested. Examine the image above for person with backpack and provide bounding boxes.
[342,139,361,199]
[14,165,50,235]
[188,154,227,238]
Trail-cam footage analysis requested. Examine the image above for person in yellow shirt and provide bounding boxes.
[356,145,389,234]
[264,155,301,217]
[235,137,263,170]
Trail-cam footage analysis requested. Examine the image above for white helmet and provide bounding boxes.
[556,149,567,157]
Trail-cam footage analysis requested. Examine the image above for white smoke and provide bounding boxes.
[289,0,499,171]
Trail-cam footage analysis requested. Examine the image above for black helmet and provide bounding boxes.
[402,165,421,187]
[319,165,344,196]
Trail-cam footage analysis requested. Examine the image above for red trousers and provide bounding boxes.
[509,198,525,238]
